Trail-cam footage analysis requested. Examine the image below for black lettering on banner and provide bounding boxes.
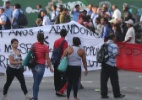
[49,26,57,34]
[84,46,99,56]
[80,27,86,34]
[5,44,11,53]
[0,55,6,68]
[66,24,72,33]
[9,30,34,36]
[72,24,79,34]
[88,60,96,67]
[19,43,32,54]
[0,31,3,37]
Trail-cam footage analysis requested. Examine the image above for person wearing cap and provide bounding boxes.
[71,4,80,22]
[112,4,121,22]
[124,19,135,44]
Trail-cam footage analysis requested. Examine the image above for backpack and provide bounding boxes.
[4,15,11,29]
[96,43,110,64]
[51,40,66,65]
[17,10,28,26]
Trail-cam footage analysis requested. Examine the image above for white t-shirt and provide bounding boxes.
[125,27,135,44]
[42,15,50,26]
[112,9,121,20]
[140,15,142,22]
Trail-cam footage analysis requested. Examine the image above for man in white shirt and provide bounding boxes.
[124,19,135,44]
[41,10,50,26]
[0,8,7,30]
[112,4,121,22]
[50,5,59,23]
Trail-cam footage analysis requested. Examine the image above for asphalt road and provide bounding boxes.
[0,70,142,100]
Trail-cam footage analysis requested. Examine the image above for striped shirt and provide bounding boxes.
[34,42,49,65]
[106,40,119,67]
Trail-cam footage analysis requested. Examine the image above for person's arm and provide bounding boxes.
[46,52,54,72]
[81,50,88,76]
[124,37,132,42]
[0,15,6,25]
[9,55,22,65]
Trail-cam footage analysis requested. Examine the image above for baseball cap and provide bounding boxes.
[109,19,117,24]
[125,19,134,25]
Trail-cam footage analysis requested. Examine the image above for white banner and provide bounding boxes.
[0,21,104,77]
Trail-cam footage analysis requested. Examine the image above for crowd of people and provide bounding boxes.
[1,1,142,100]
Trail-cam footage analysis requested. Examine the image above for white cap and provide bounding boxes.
[109,19,117,24]
[125,19,134,25]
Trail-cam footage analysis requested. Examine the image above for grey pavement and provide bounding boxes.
[0,70,142,100]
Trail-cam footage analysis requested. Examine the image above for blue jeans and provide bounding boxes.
[32,64,45,100]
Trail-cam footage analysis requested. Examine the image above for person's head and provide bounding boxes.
[51,5,57,11]
[14,3,21,9]
[112,4,117,11]
[40,10,46,17]
[79,16,86,24]
[108,33,116,42]
[125,19,134,28]
[112,24,118,31]
[64,8,69,15]
[37,4,42,10]
[102,6,107,13]
[35,18,42,26]
[101,17,108,25]
[75,4,80,12]
[88,4,93,11]
[82,10,87,16]
[123,3,130,11]
[37,32,44,44]
[102,3,108,8]
[73,37,81,46]
[58,5,64,12]
[0,8,4,14]
[60,29,68,37]
[92,6,98,13]
[6,1,11,8]
[105,12,110,18]
[95,17,100,24]
[11,38,19,49]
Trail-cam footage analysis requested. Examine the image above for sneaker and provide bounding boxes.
[101,95,109,99]
[2,95,9,100]
[25,94,33,100]
[114,94,125,98]
[56,92,66,97]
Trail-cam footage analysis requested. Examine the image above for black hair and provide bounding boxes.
[96,17,100,22]
[108,34,116,40]
[11,38,18,44]
[14,3,21,9]
[52,5,57,9]
[6,1,10,4]
[40,10,47,14]
[37,32,44,44]
[101,17,108,23]
[73,37,80,46]
[0,8,5,12]
[37,4,42,8]
[82,10,87,15]
[75,4,79,8]
[60,29,68,37]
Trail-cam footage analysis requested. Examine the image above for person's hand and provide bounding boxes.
[50,67,54,73]
[84,70,88,76]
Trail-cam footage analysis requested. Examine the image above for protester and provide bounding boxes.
[95,17,104,36]
[2,38,32,100]
[50,5,59,23]
[91,6,99,28]
[32,32,54,100]
[36,4,43,20]
[71,4,80,22]
[40,10,50,26]
[124,19,135,44]
[100,17,110,41]
[62,37,88,100]
[4,1,13,22]
[101,34,125,99]
[53,29,68,96]
[87,4,93,16]
[59,8,71,24]
[11,3,23,29]
[112,4,121,23]
[0,8,7,30]
[123,3,134,22]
